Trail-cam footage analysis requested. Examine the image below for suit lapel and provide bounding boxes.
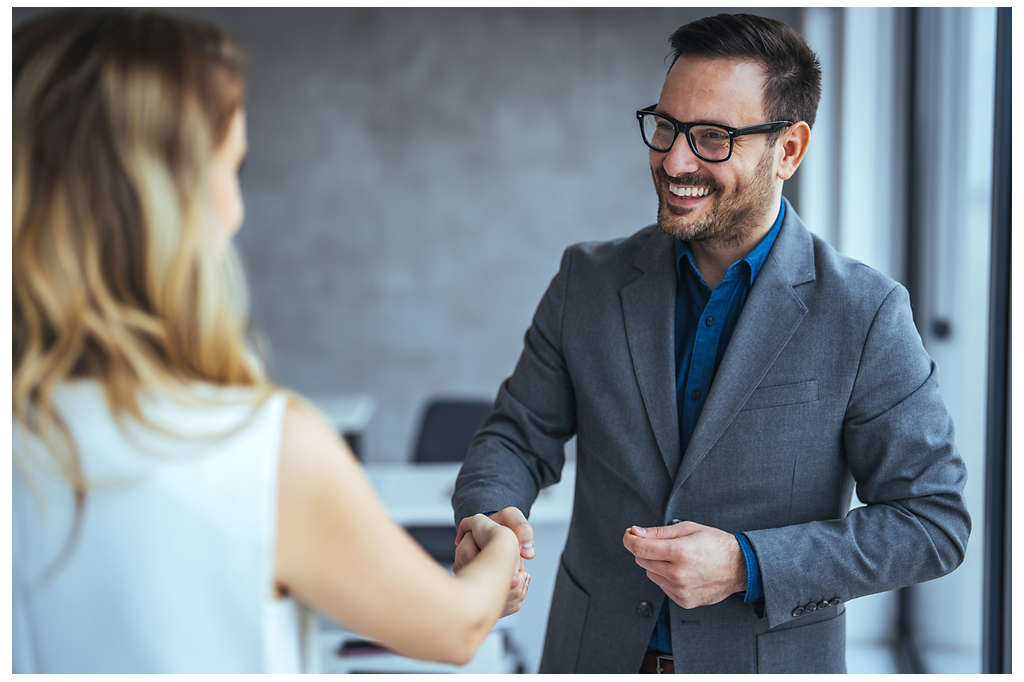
[671,203,817,495]
[620,229,682,479]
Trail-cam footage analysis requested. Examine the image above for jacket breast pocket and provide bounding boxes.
[741,379,818,411]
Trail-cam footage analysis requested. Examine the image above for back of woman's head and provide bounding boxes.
[14,9,266,480]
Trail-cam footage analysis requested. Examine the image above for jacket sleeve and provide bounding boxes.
[744,283,971,629]
[452,247,578,525]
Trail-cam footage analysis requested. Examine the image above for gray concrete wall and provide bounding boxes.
[15,7,804,462]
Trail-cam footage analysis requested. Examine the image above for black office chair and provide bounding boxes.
[407,398,493,564]
[412,398,494,463]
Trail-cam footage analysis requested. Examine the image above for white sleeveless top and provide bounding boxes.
[13,381,317,673]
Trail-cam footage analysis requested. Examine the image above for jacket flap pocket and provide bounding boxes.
[539,556,590,672]
[756,606,844,673]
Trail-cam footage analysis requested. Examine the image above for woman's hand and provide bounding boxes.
[460,513,512,550]
[455,514,529,616]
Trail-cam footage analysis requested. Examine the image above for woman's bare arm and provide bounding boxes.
[273,399,520,665]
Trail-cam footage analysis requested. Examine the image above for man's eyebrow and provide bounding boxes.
[655,110,734,127]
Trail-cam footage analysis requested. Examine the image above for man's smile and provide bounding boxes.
[668,184,712,198]
[665,182,715,209]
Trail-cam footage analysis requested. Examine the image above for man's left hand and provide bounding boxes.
[622,520,747,609]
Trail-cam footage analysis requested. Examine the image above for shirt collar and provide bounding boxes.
[674,197,786,287]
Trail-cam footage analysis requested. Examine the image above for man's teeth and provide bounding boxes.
[669,185,711,198]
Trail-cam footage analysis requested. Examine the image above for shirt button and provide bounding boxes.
[690,389,702,401]
[705,316,714,327]
[637,601,654,617]
[670,518,682,524]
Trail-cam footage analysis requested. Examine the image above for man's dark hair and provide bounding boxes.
[669,13,822,129]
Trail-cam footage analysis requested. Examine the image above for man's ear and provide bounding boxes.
[776,121,811,180]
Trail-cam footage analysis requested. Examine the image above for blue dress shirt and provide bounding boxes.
[648,199,785,655]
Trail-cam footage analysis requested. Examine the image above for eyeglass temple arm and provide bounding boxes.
[732,120,794,136]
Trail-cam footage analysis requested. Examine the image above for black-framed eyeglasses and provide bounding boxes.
[636,105,793,162]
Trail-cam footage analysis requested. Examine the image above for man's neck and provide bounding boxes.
[688,198,782,289]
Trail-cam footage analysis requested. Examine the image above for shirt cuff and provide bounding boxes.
[734,533,764,604]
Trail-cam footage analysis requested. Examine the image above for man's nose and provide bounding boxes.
[660,134,701,176]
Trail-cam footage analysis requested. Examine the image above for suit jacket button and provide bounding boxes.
[792,606,805,617]
[670,518,682,524]
[830,596,841,606]
[817,600,828,610]
[805,601,818,613]
[637,601,654,617]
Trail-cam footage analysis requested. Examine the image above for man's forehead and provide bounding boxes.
[658,56,767,122]
[670,54,765,76]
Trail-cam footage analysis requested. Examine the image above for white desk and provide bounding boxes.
[310,394,375,432]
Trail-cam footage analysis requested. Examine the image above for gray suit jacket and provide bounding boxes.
[452,200,970,673]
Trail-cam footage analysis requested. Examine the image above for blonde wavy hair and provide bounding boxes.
[14,10,271,509]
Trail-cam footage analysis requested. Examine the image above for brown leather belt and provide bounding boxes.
[640,652,674,674]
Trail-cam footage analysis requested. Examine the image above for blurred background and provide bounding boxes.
[14,6,1010,674]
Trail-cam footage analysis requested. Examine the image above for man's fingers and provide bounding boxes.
[454,515,478,545]
[622,529,681,561]
[457,533,480,557]
[491,507,535,559]
[648,520,703,539]
[634,556,676,578]
[490,506,528,527]
[625,520,702,540]
[458,508,536,558]
[455,512,495,545]
[452,532,481,573]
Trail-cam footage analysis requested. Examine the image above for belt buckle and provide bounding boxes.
[656,654,673,674]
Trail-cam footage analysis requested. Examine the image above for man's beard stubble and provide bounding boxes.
[654,145,777,248]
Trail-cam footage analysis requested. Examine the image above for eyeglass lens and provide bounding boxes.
[640,113,732,161]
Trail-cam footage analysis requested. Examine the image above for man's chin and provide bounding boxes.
[658,206,707,241]
[658,220,695,241]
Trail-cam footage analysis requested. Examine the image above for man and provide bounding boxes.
[451,13,969,674]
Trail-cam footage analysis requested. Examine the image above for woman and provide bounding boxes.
[13,8,525,673]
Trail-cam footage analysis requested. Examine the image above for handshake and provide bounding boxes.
[454,507,536,617]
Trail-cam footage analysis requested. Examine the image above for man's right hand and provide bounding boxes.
[454,507,535,617]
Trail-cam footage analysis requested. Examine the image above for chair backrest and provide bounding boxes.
[412,398,493,463]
